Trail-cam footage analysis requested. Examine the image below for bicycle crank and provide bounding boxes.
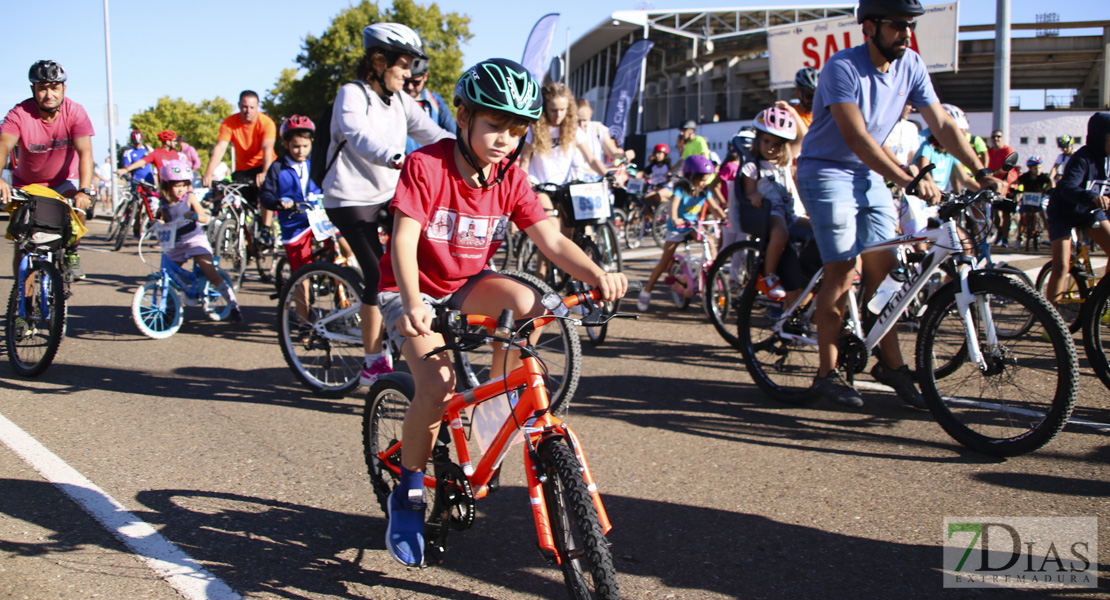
[424,461,475,564]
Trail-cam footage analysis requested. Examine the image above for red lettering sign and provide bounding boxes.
[802,37,820,68]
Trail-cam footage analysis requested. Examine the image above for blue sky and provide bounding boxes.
[2,0,1102,162]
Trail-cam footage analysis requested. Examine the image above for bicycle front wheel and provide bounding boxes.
[131,279,184,339]
[105,196,129,245]
[585,231,622,346]
[916,273,1079,457]
[456,270,582,415]
[1081,276,1110,392]
[650,204,668,247]
[277,262,364,397]
[704,240,760,350]
[215,219,247,291]
[538,438,621,600]
[622,206,644,249]
[6,260,66,377]
[736,276,820,405]
[113,202,134,252]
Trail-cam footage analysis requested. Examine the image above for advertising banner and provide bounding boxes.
[603,39,654,147]
[767,2,959,90]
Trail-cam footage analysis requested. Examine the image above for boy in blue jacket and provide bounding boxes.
[1044,112,1110,312]
[261,115,348,273]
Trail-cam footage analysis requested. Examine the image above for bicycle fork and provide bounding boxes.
[16,254,51,322]
[524,423,613,562]
[954,263,999,371]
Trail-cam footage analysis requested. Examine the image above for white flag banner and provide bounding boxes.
[767,2,959,90]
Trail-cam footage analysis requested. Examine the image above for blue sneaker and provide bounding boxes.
[386,487,426,567]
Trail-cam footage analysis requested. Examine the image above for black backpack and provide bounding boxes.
[309,81,372,189]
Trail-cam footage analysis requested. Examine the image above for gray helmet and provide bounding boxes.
[794,67,819,92]
[362,23,427,59]
[856,0,925,24]
[29,60,67,84]
[408,56,429,78]
[681,120,697,130]
[454,58,542,122]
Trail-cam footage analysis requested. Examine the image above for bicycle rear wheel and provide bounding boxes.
[105,195,130,245]
[1082,276,1110,392]
[916,273,1078,457]
[6,260,66,377]
[131,279,184,339]
[455,270,582,415]
[538,438,621,600]
[364,375,419,516]
[667,261,691,309]
[704,240,760,350]
[1035,260,1088,333]
[736,276,820,405]
[277,262,364,397]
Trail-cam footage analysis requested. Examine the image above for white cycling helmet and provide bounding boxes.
[362,22,427,59]
[753,106,797,141]
[941,103,969,131]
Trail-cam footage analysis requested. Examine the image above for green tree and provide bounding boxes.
[128,96,234,173]
[263,0,471,123]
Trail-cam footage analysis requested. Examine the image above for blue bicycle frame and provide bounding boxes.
[16,253,56,321]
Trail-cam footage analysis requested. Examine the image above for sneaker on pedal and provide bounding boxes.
[636,289,651,312]
[811,369,864,408]
[361,355,392,386]
[386,488,426,567]
[763,273,786,300]
[64,252,86,281]
[870,360,926,409]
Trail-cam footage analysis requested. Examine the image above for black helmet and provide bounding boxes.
[794,67,819,92]
[856,0,925,24]
[29,60,67,84]
[362,23,427,59]
[454,58,542,121]
[409,56,429,78]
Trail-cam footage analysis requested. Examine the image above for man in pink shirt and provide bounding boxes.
[0,60,95,278]
[177,135,202,171]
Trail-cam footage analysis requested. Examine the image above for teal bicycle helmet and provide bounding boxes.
[454,58,542,122]
[454,58,542,187]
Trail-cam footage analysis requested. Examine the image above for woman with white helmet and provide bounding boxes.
[321,22,453,387]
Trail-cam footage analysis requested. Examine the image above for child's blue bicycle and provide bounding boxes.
[131,219,235,339]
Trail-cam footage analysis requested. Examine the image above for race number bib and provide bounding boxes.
[154,221,178,251]
[626,177,645,195]
[1021,192,1044,207]
[567,181,611,221]
[306,208,339,242]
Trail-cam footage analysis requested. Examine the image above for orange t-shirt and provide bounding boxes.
[218,113,276,171]
[797,109,813,130]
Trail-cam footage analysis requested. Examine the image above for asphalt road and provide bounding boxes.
[1,216,1108,600]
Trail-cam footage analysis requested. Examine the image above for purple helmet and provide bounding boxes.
[683,154,715,177]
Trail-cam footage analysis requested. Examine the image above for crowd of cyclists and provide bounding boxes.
[3,0,1110,587]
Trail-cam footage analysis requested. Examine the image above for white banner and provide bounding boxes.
[767,2,959,90]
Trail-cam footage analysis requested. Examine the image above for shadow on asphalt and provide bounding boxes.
[1,479,1098,599]
[0,362,360,416]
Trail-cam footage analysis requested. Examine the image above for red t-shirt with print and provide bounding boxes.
[139,147,182,173]
[379,139,547,297]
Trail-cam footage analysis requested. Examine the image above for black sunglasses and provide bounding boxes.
[875,18,918,31]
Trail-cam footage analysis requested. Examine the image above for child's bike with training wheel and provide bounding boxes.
[363,284,639,599]
[131,220,236,338]
[663,218,730,319]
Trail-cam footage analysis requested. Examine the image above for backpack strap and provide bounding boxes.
[323,82,374,179]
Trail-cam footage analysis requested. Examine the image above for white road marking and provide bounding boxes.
[0,411,241,600]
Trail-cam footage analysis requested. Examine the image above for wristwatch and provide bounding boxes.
[973,168,993,181]
[79,187,97,197]
[388,153,404,168]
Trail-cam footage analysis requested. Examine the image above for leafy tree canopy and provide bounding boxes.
[127,96,233,172]
[262,0,471,124]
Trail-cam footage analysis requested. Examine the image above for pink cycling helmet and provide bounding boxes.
[280,114,315,139]
[683,154,715,176]
[753,106,797,141]
[160,160,193,183]
[942,103,969,130]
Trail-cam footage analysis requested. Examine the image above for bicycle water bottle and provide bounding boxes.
[867,268,906,314]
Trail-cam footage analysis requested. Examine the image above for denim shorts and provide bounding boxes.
[798,176,898,263]
[379,270,495,352]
